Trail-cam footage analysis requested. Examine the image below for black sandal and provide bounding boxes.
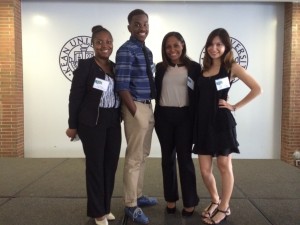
[201,201,219,218]
[204,207,231,225]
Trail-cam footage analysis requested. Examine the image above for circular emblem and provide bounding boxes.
[200,37,248,69]
[59,36,94,81]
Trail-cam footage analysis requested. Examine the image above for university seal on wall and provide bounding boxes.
[59,36,94,81]
[200,37,248,69]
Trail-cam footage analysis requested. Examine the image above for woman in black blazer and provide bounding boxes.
[154,31,200,217]
[66,25,121,225]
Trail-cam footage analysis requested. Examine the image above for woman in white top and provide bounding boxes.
[154,31,200,217]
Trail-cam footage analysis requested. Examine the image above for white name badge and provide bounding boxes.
[187,76,194,90]
[93,77,109,91]
[215,77,230,91]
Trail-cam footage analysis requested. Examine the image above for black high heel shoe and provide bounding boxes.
[166,206,176,214]
[166,202,176,214]
[181,207,195,217]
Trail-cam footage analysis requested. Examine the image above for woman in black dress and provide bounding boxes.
[193,28,262,224]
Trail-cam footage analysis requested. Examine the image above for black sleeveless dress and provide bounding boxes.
[192,66,240,156]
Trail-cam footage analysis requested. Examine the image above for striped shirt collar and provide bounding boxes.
[129,36,145,48]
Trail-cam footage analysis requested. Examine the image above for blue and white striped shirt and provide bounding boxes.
[115,36,154,100]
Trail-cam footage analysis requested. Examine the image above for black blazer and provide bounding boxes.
[154,61,201,117]
[68,57,117,128]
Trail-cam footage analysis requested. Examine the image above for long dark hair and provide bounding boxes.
[202,28,235,72]
[161,31,191,69]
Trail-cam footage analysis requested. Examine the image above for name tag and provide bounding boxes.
[93,77,109,91]
[215,77,230,91]
[187,76,194,90]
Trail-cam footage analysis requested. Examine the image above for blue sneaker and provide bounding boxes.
[137,195,158,207]
[124,206,149,224]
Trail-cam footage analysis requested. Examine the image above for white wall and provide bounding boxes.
[22,1,284,159]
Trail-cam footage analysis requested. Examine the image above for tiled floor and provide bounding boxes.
[0,158,299,225]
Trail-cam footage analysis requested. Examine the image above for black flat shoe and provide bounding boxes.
[181,207,194,217]
[166,206,176,214]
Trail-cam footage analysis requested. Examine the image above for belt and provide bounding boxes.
[135,99,151,104]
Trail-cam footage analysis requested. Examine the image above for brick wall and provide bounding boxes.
[282,3,300,166]
[0,0,24,157]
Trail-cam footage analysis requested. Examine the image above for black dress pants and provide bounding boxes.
[154,106,199,207]
[78,108,121,218]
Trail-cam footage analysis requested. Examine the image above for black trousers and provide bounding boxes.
[154,106,199,207]
[78,108,121,218]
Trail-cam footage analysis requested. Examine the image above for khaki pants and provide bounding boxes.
[121,101,154,207]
